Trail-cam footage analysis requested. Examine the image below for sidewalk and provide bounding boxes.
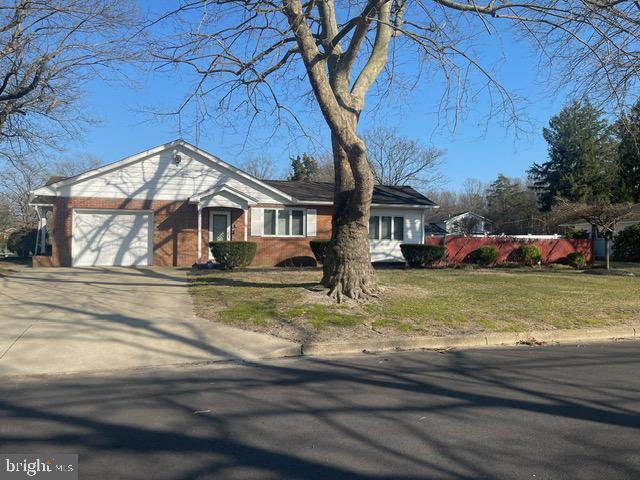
[0,268,299,377]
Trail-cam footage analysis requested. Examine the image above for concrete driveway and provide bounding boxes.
[0,268,299,376]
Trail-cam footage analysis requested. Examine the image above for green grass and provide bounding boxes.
[375,268,640,333]
[287,304,363,330]
[189,265,640,342]
[219,300,278,326]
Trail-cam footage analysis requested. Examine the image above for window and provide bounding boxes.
[292,210,304,236]
[368,216,379,240]
[369,215,404,240]
[263,208,305,236]
[381,216,392,240]
[264,209,276,236]
[394,216,404,241]
[278,209,290,235]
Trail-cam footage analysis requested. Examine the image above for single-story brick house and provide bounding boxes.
[30,140,436,267]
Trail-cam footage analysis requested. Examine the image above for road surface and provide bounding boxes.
[1,342,639,479]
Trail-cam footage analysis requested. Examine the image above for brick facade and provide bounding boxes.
[49,197,332,267]
[248,205,333,266]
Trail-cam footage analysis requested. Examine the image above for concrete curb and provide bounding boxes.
[302,325,639,356]
[250,344,304,360]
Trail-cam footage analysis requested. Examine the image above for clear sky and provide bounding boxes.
[61,14,569,192]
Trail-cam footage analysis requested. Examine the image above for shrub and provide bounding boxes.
[309,240,331,264]
[400,244,426,267]
[468,246,498,266]
[209,241,257,269]
[7,228,38,257]
[400,244,443,267]
[566,252,587,269]
[565,229,590,239]
[515,244,542,266]
[613,224,640,262]
[423,245,445,266]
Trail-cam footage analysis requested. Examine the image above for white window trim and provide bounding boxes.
[369,215,404,241]
[263,208,307,237]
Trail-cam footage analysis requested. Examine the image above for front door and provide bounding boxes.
[209,212,230,259]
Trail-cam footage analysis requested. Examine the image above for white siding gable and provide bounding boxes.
[53,144,288,204]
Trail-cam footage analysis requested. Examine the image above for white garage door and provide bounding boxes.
[72,210,153,266]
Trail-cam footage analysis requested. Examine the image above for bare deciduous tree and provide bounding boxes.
[0,0,138,159]
[240,155,281,180]
[556,200,634,270]
[526,3,640,109]
[365,127,444,188]
[458,179,487,213]
[0,153,103,227]
[311,153,335,182]
[150,0,635,301]
[455,215,485,236]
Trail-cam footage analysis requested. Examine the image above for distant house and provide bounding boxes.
[425,211,492,236]
[560,203,640,259]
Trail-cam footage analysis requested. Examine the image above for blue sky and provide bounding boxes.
[62,15,568,192]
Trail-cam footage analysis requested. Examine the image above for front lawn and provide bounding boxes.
[190,266,640,343]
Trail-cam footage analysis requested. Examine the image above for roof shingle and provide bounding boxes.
[263,180,436,206]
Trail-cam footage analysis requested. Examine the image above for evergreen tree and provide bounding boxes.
[614,100,640,203]
[288,153,319,181]
[529,100,617,211]
[485,174,539,234]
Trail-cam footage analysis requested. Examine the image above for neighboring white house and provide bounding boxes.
[425,211,492,236]
[560,203,640,259]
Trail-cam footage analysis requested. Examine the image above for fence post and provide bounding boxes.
[442,233,447,268]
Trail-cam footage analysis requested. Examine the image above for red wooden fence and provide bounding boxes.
[425,236,592,265]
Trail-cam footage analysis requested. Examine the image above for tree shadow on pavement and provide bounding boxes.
[1,344,640,479]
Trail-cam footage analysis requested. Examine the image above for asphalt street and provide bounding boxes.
[1,341,639,479]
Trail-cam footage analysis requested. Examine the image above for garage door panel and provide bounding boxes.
[73,210,152,266]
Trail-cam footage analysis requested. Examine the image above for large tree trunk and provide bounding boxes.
[321,130,378,302]
[604,235,611,270]
[282,0,386,301]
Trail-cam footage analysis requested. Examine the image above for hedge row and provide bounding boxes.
[400,242,587,269]
[399,244,445,267]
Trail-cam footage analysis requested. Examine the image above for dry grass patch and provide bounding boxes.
[189,266,640,343]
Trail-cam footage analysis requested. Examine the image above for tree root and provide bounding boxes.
[326,267,379,303]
